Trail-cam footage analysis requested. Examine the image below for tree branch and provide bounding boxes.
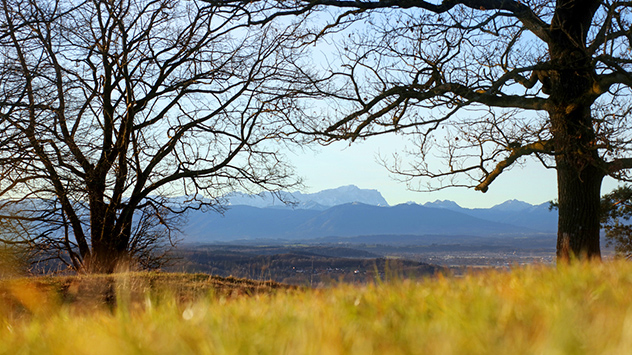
[475,139,554,192]
[324,82,549,137]
[314,0,550,40]
[606,158,632,175]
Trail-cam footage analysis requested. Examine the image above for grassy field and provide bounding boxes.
[1,261,632,354]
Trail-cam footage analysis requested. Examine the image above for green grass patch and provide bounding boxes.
[2,262,632,354]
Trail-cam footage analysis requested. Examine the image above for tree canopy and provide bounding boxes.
[0,0,304,272]
[2,0,631,268]
[235,0,632,260]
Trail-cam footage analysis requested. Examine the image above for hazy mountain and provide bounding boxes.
[297,185,389,207]
[183,205,320,241]
[422,198,556,232]
[490,199,535,211]
[457,202,556,232]
[423,200,463,211]
[295,202,533,237]
[225,185,388,210]
[183,202,541,243]
[180,185,557,243]
[223,191,296,208]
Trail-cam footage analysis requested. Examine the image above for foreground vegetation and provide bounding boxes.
[2,262,632,354]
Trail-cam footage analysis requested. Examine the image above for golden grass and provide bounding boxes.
[2,262,632,354]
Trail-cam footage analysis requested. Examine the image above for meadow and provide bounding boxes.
[1,261,632,354]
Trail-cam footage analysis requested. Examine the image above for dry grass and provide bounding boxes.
[2,262,632,354]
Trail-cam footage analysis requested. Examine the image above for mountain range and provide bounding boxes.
[225,185,389,210]
[181,185,557,243]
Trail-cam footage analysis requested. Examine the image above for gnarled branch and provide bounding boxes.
[476,139,554,192]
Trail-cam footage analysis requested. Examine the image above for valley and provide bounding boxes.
[167,233,561,285]
[165,185,573,284]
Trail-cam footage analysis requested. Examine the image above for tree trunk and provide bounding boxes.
[86,248,124,274]
[555,158,603,260]
[547,0,603,261]
[87,233,131,273]
[549,77,603,260]
[549,90,603,261]
[86,198,131,273]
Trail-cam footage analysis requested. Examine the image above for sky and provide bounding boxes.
[288,133,621,209]
[281,13,624,209]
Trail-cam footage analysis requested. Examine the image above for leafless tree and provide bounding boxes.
[233,0,632,261]
[0,0,303,273]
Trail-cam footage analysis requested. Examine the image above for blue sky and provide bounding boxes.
[284,19,622,209]
[289,134,620,208]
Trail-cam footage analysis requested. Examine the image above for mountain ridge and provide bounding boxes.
[181,185,557,243]
[183,201,557,243]
[226,185,388,210]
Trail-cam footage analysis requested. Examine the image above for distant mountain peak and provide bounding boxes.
[326,185,361,192]
[182,192,557,241]
[490,199,534,211]
[293,185,389,208]
[226,185,389,209]
[423,200,462,210]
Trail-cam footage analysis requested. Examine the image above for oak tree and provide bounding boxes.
[248,0,632,260]
[0,0,302,272]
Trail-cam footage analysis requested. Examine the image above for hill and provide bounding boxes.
[170,244,443,285]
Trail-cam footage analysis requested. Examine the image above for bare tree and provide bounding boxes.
[0,0,303,273]
[234,0,632,261]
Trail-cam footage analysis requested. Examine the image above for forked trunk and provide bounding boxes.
[84,200,132,273]
[87,228,131,273]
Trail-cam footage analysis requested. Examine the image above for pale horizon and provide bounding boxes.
[289,135,621,209]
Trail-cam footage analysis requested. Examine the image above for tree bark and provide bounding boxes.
[548,64,603,260]
[87,225,131,273]
[555,156,603,260]
[549,71,604,261]
[86,193,132,273]
[545,0,603,261]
